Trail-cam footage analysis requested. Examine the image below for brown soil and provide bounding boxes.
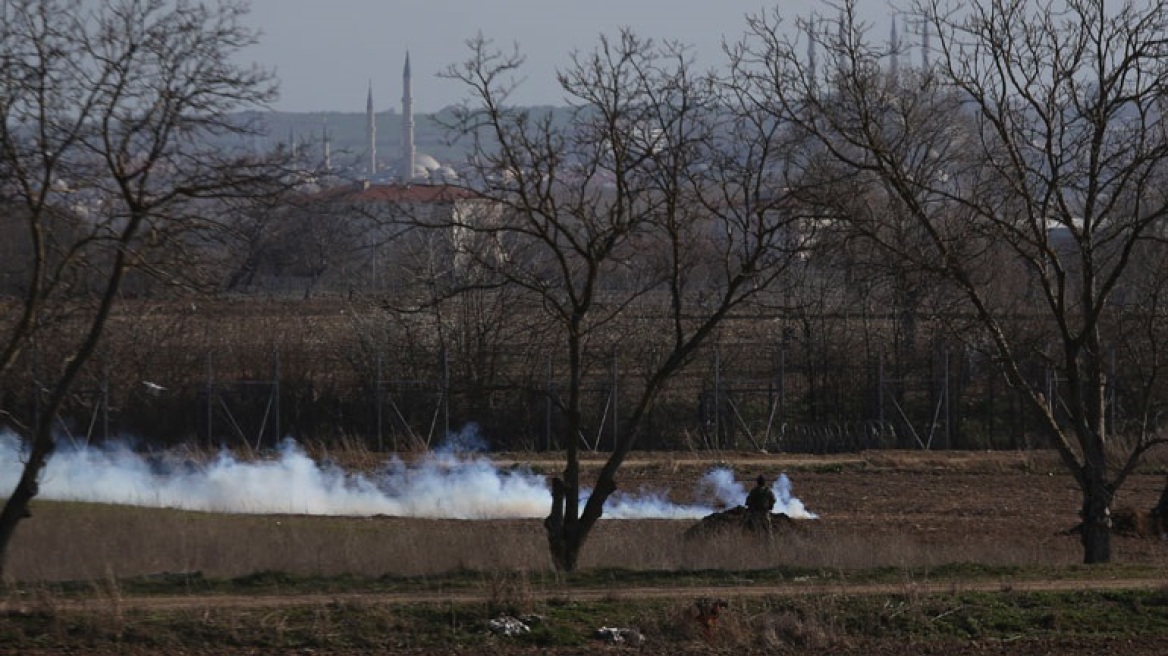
[620,449,1168,562]
[9,449,1168,655]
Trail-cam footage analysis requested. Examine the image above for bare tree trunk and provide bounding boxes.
[1080,470,1113,564]
[0,0,282,576]
[1149,476,1168,539]
[543,478,576,572]
[0,206,136,576]
[0,425,52,576]
[544,478,571,570]
[544,474,617,572]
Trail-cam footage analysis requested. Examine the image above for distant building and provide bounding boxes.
[235,53,479,298]
[363,53,457,184]
[285,181,499,293]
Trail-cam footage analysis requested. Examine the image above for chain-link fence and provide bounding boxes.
[1,313,1078,454]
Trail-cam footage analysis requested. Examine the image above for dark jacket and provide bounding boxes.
[746,483,776,513]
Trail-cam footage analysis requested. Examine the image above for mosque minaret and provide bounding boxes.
[323,121,332,172]
[921,11,931,69]
[356,53,454,182]
[400,51,416,181]
[807,15,817,83]
[889,16,900,84]
[366,80,376,176]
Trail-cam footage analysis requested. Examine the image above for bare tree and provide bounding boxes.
[439,31,808,571]
[732,0,1168,563]
[0,0,283,575]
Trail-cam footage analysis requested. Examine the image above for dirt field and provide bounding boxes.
[571,449,1168,566]
[16,448,1165,578]
[6,449,1168,655]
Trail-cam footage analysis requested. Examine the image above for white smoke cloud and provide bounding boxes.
[695,467,747,509]
[772,471,817,519]
[691,467,818,519]
[0,430,815,520]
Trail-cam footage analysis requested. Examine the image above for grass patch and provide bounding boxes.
[16,561,1168,601]
[4,584,1168,652]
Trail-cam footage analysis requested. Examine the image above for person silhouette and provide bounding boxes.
[745,474,776,514]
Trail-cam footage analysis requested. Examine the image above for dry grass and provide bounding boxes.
[5,491,1168,656]
[640,595,856,652]
[4,449,1166,585]
[6,504,551,581]
[5,501,1083,584]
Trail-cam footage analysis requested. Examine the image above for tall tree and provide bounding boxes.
[732,0,1168,563]
[440,31,808,571]
[0,0,283,575]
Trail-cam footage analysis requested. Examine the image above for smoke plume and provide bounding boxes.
[0,429,815,520]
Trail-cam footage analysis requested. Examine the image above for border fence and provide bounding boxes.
[3,322,1068,455]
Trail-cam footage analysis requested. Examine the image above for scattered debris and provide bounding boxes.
[595,626,645,646]
[693,597,729,636]
[488,615,530,637]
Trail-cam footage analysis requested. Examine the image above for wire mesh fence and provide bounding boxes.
[1,323,1069,454]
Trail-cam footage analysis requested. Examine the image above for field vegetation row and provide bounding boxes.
[6,573,1168,654]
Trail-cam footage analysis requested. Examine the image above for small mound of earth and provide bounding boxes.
[1100,508,1165,539]
[1061,508,1168,539]
[683,505,802,539]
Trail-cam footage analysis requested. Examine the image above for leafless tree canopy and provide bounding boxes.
[727,0,1168,563]
[0,0,285,575]
[438,30,811,571]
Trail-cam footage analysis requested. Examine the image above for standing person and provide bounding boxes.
[744,474,777,538]
[745,475,776,514]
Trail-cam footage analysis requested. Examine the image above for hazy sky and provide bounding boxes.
[242,0,874,114]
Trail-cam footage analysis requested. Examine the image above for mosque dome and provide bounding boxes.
[415,153,441,172]
[362,52,459,183]
[411,152,458,182]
